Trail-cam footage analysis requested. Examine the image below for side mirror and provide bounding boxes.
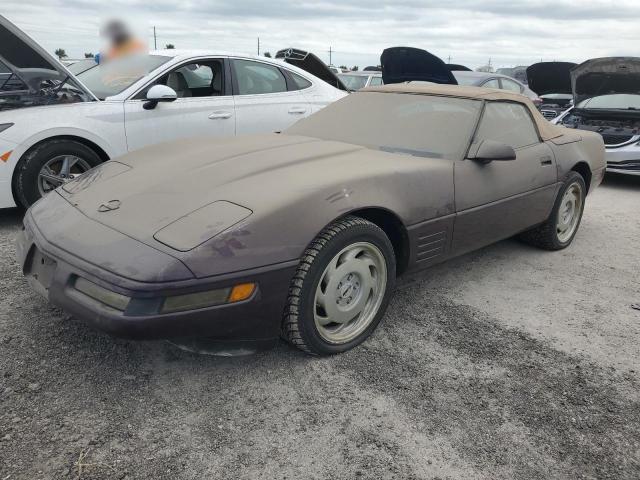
[143,85,178,110]
[468,140,516,164]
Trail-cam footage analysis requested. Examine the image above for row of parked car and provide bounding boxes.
[335,54,640,180]
[0,15,638,214]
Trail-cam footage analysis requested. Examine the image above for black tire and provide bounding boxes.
[282,215,396,355]
[13,139,103,208]
[518,171,587,250]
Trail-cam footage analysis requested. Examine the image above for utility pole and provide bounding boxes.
[447,54,451,63]
[153,26,157,50]
[257,37,260,56]
[328,46,333,66]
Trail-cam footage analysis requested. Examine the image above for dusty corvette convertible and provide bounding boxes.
[17,83,605,355]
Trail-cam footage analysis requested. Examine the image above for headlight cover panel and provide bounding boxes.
[153,200,252,252]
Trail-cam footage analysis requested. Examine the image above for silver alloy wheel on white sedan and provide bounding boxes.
[313,241,387,344]
[556,182,584,243]
[37,155,92,196]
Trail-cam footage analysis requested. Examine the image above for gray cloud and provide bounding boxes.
[3,1,639,69]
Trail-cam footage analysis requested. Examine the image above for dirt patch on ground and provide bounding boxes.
[1,176,639,479]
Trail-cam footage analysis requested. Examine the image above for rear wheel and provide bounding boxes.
[13,139,103,208]
[519,171,586,250]
[282,216,396,355]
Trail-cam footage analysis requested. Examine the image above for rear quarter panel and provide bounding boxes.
[551,130,606,190]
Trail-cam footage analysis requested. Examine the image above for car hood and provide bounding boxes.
[571,57,640,105]
[58,134,370,246]
[275,48,348,91]
[381,47,457,85]
[526,62,577,95]
[446,64,471,72]
[0,15,96,101]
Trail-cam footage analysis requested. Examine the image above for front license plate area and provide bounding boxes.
[26,247,57,297]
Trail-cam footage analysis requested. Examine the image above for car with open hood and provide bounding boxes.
[17,79,605,355]
[554,57,640,176]
[0,16,347,209]
[526,62,577,120]
[379,47,538,102]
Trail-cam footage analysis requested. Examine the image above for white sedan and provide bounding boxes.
[0,16,346,208]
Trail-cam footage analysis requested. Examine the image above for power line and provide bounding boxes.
[327,46,334,66]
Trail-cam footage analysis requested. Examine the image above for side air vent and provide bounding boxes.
[416,230,446,263]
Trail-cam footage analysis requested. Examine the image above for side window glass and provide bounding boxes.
[501,78,522,93]
[234,60,287,95]
[137,60,224,99]
[369,76,383,86]
[474,102,539,149]
[482,79,500,88]
[289,72,312,90]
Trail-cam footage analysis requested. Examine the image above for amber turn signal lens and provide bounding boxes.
[228,283,256,303]
[0,151,12,162]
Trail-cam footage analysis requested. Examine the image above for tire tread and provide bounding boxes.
[281,216,383,354]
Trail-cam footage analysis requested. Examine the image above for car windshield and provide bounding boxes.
[452,73,478,86]
[338,74,369,91]
[577,94,640,110]
[76,54,172,99]
[286,91,482,160]
[67,59,98,76]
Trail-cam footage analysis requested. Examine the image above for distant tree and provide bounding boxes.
[84,52,94,58]
[351,66,359,71]
[263,52,272,58]
[165,44,175,49]
[339,65,347,70]
[476,65,494,73]
[54,48,67,59]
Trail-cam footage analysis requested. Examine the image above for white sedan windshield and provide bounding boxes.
[77,54,171,99]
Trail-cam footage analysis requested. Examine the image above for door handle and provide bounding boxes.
[209,111,232,120]
[288,107,307,115]
[540,155,553,166]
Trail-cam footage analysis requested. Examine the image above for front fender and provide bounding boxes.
[180,156,454,279]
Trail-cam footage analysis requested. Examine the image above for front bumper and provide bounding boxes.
[605,145,640,176]
[0,136,19,208]
[17,213,297,342]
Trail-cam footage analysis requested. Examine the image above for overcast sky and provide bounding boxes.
[3,1,640,69]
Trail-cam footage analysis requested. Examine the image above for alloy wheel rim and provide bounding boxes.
[37,155,92,196]
[556,183,583,243]
[314,242,387,344]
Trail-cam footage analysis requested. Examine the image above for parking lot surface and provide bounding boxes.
[0,174,639,480]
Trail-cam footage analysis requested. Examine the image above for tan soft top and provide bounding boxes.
[364,83,565,141]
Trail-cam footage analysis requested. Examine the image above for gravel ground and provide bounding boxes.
[1,174,639,480]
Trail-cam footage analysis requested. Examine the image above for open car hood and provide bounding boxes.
[526,62,576,96]
[275,48,348,91]
[381,47,457,85]
[0,15,96,102]
[446,63,471,72]
[571,57,640,105]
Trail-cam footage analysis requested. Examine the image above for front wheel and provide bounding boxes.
[13,139,103,208]
[282,216,396,355]
[519,171,587,250]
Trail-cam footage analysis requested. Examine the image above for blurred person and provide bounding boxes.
[99,19,146,62]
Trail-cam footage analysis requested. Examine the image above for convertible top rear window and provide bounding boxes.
[286,92,482,160]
